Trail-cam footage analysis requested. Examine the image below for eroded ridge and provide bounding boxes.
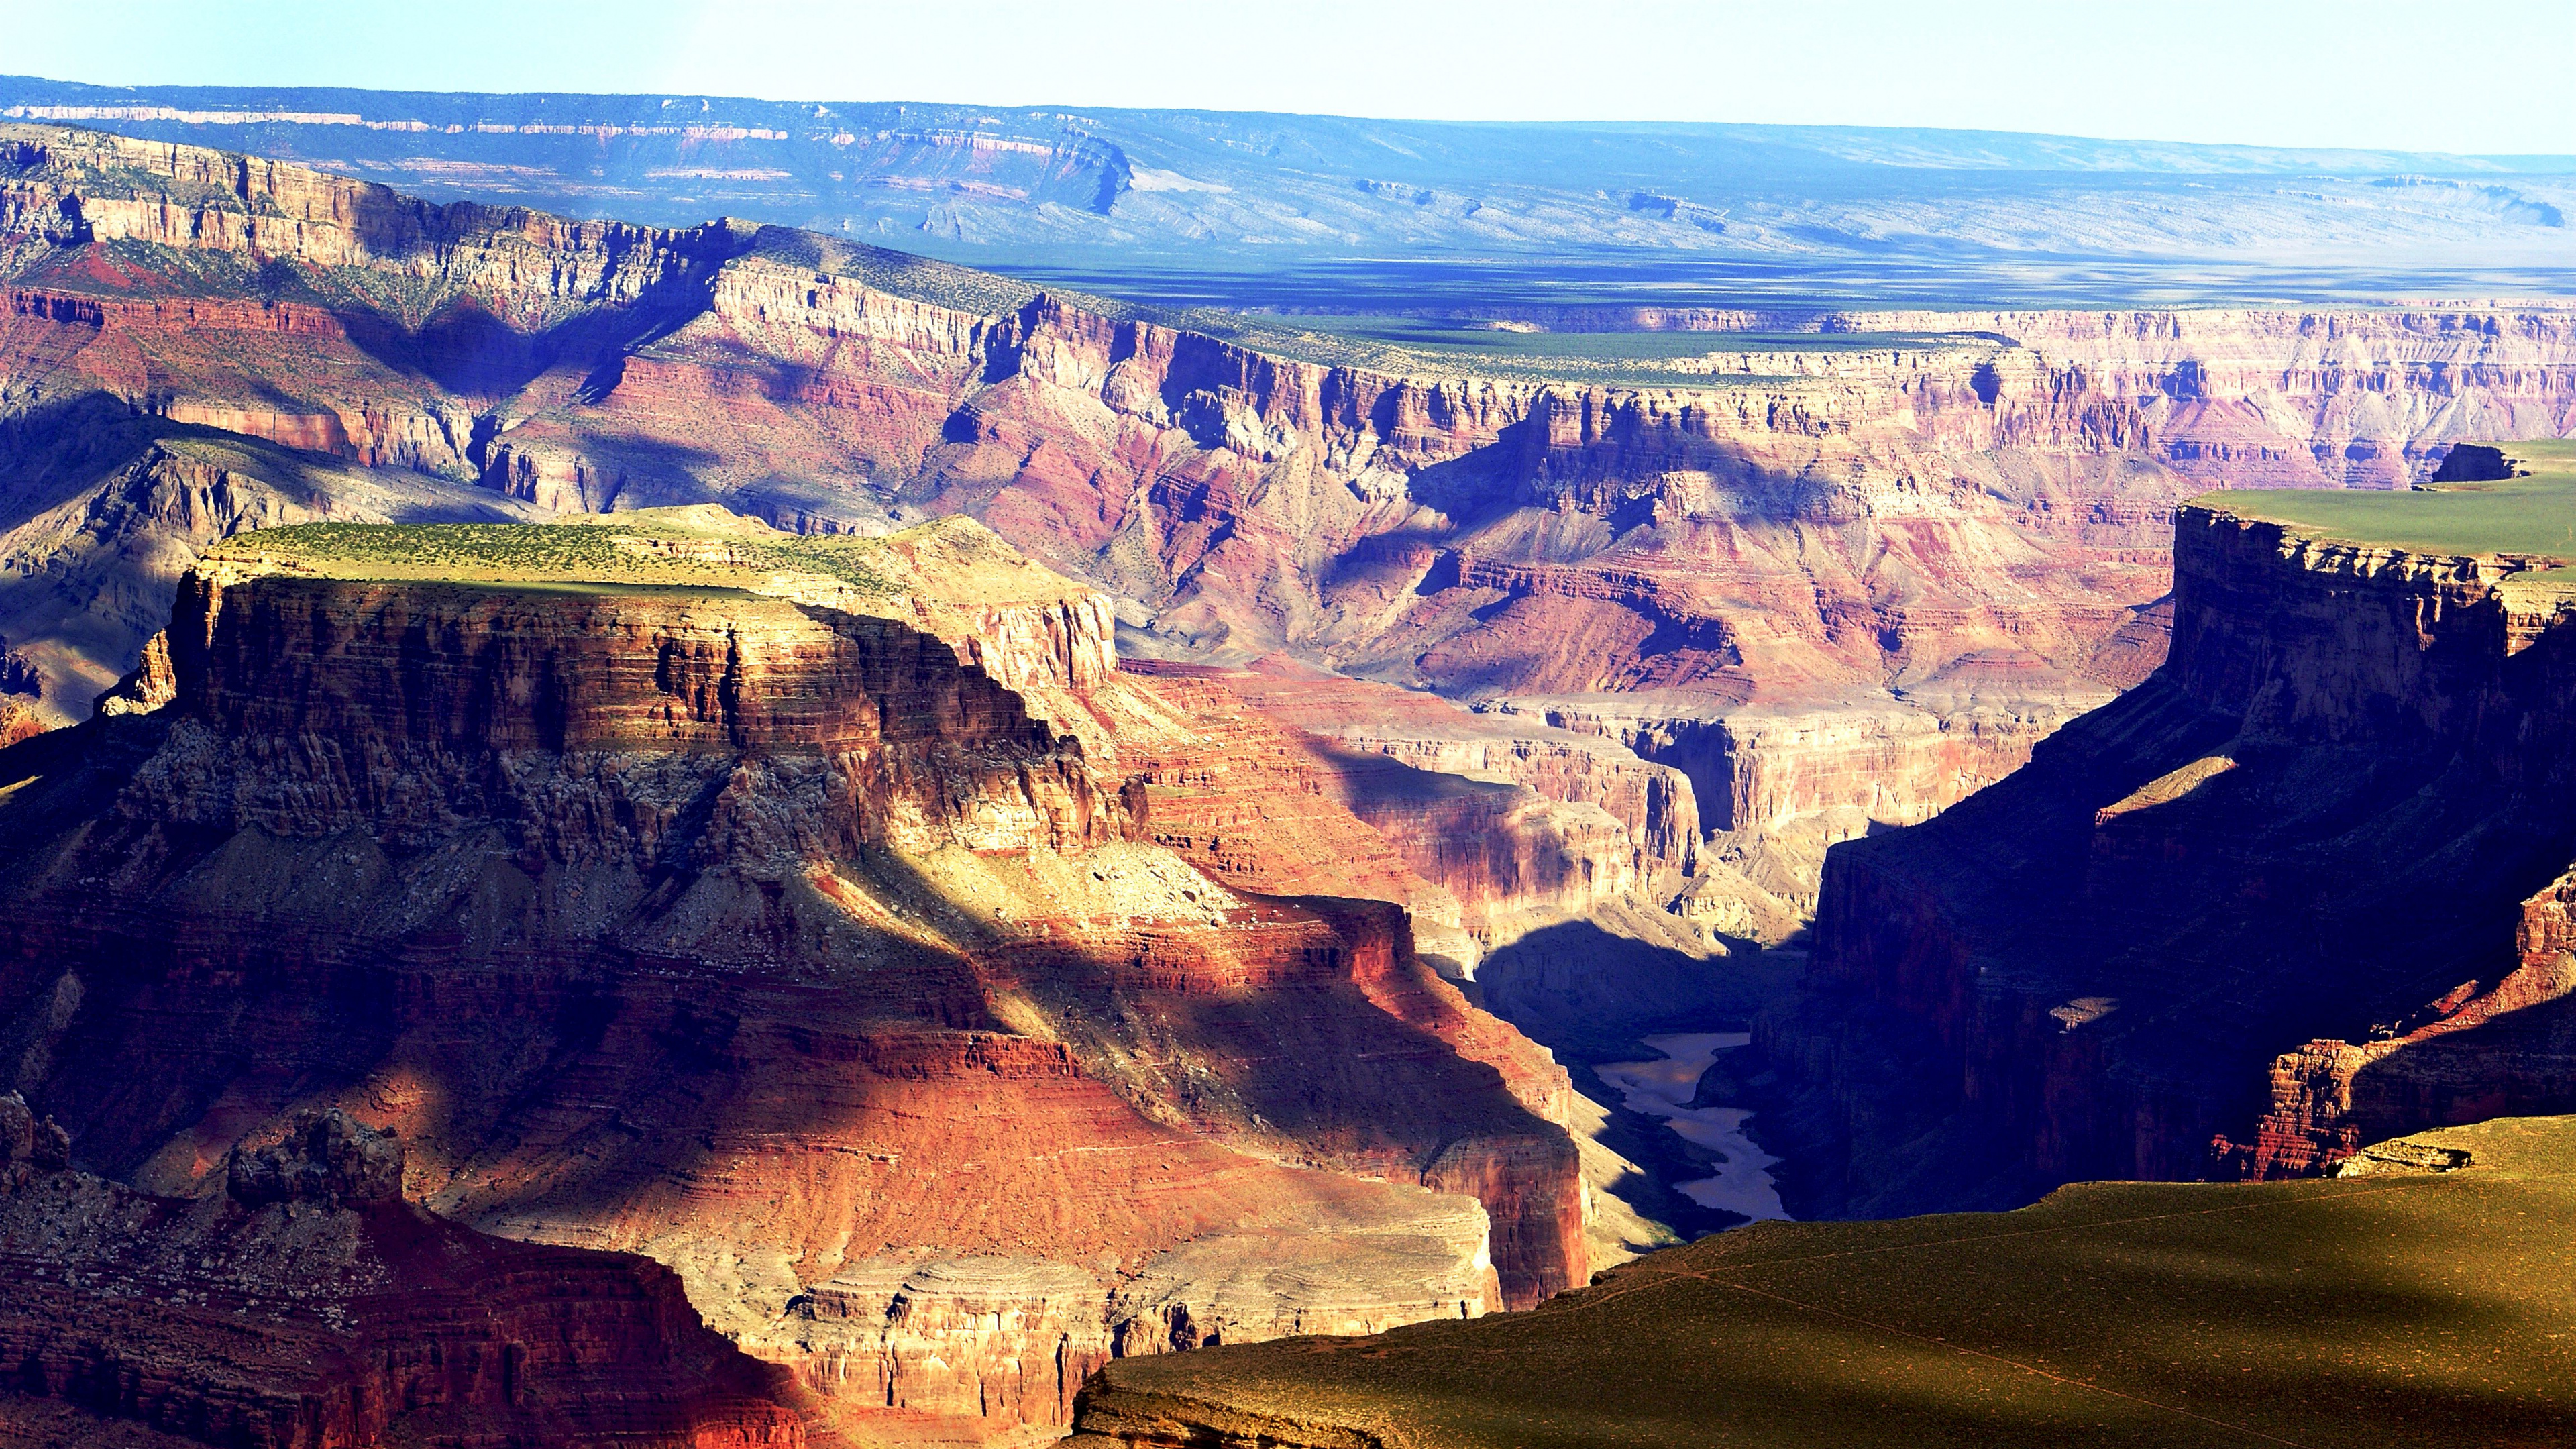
[1780,441,2576,1216]
[0,511,1589,1444]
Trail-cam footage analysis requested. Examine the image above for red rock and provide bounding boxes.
[0,1109,815,1449]
[0,699,40,749]
[9,126,2575,918]
[0,516,1587,1442]
[1786,502,2576,1216]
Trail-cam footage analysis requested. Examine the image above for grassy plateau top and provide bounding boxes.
[2196,439,2576,563]
[195,508,1095,615]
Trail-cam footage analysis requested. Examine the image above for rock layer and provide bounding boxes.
[0,1106,814,1449]
[0,515,1585,1445]
[1779,502,2576,1216]
[6,125,2574,913]
[1122,660,1711,959]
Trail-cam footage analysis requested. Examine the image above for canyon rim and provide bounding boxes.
[3,10,2575,1446]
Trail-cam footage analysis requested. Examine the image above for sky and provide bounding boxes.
[7,0,2574,156]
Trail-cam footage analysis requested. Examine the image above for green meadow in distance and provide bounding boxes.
[2198,438,2576,562]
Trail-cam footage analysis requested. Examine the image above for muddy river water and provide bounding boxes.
[1593,1031,1789,1223]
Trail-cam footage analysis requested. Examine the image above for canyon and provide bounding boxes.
[0,509,1600,1444]
[1776,444,2576,1217]
[0,78,2567,309]
[5,122,2574,954]
[1,114,2575,1448]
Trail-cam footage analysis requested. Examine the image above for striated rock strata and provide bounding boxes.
[0,512,1587,1446]
[0,1102,816,1449]
[1120,659,1721,958]
[1778,497,2576,1216]
[7,125,2575,915]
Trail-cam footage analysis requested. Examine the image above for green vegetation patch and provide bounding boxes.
[1157,311,1984,386]
[1079,1115,2576,1448]
[205,507,912,597]
[2197,439,2576,561]
[1277,315,1972,360]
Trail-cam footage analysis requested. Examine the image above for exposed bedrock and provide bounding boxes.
[8,127,2576,911]
[0,539,1587,1444]
[1122,661,1709,958]
[0,1105,816,1449]
[1781,504,2576,1216]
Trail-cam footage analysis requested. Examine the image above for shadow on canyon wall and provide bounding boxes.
[0,689,1580,1311]
[1474,914,1799,1241]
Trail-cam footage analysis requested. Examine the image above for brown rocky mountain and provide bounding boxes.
[19,474,2548,1444]
[5,121,2571,968]
[0,509,1609,1444]
[4,115,2576,1446]
[1,1099,822,1448]
[1775,482,2576,1218]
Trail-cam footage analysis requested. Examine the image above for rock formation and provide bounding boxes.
[1122,659,1718,961]
[6,123,2572,926]
[1779,482,2576,1216]
[0,509,1589,1444]
[0,637,42,747]
[0,1102,818,1448]
[5,78,2566,297]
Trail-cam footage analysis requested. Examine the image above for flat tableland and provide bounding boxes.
[2199,438,2576,562]
[1075,1115,2576,1448]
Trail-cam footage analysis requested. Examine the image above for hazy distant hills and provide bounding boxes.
[5,75,2571,309]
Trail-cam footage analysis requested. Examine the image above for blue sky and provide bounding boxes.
[9,0,2573,155]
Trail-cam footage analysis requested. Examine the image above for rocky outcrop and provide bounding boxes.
[1780,498,2576,1216]
[0,515,1587,1444]
[1122,661,1703,959]
[223,1109,407,1208]
[0,1090,72,1188]
[1187,665,1699,891]
[0,637,36,700]
[0,699,39,748]
[0,1110,816,1449]
[7,125,2573,918]
[0,414,536,718]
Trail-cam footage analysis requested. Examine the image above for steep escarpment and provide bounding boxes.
[9,80,2569,298]
[0,1105,816,1449]
[0,513,1587,1446]
[7,124,2572,919]
[1122,661,1715,955]
[1780,478,2576,1216]
[0,410,540,713]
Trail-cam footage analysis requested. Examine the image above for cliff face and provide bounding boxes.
[0,1106,814,1449]
[6,124,2571,923]
[7,83,2569,290]
[1122,661,1711,957]
[1784,503,2576,1216]
[0,515,1587,1446]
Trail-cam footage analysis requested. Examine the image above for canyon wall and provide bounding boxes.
[6,124,2573,924]
[0,1104,818,1449]
[0,517,1589,1446]
[1123,661,1713,957]
[1782,502,2576,1216]
[5,80,2566,296]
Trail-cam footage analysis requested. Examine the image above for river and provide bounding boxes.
[1593,1031,1788,1223]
